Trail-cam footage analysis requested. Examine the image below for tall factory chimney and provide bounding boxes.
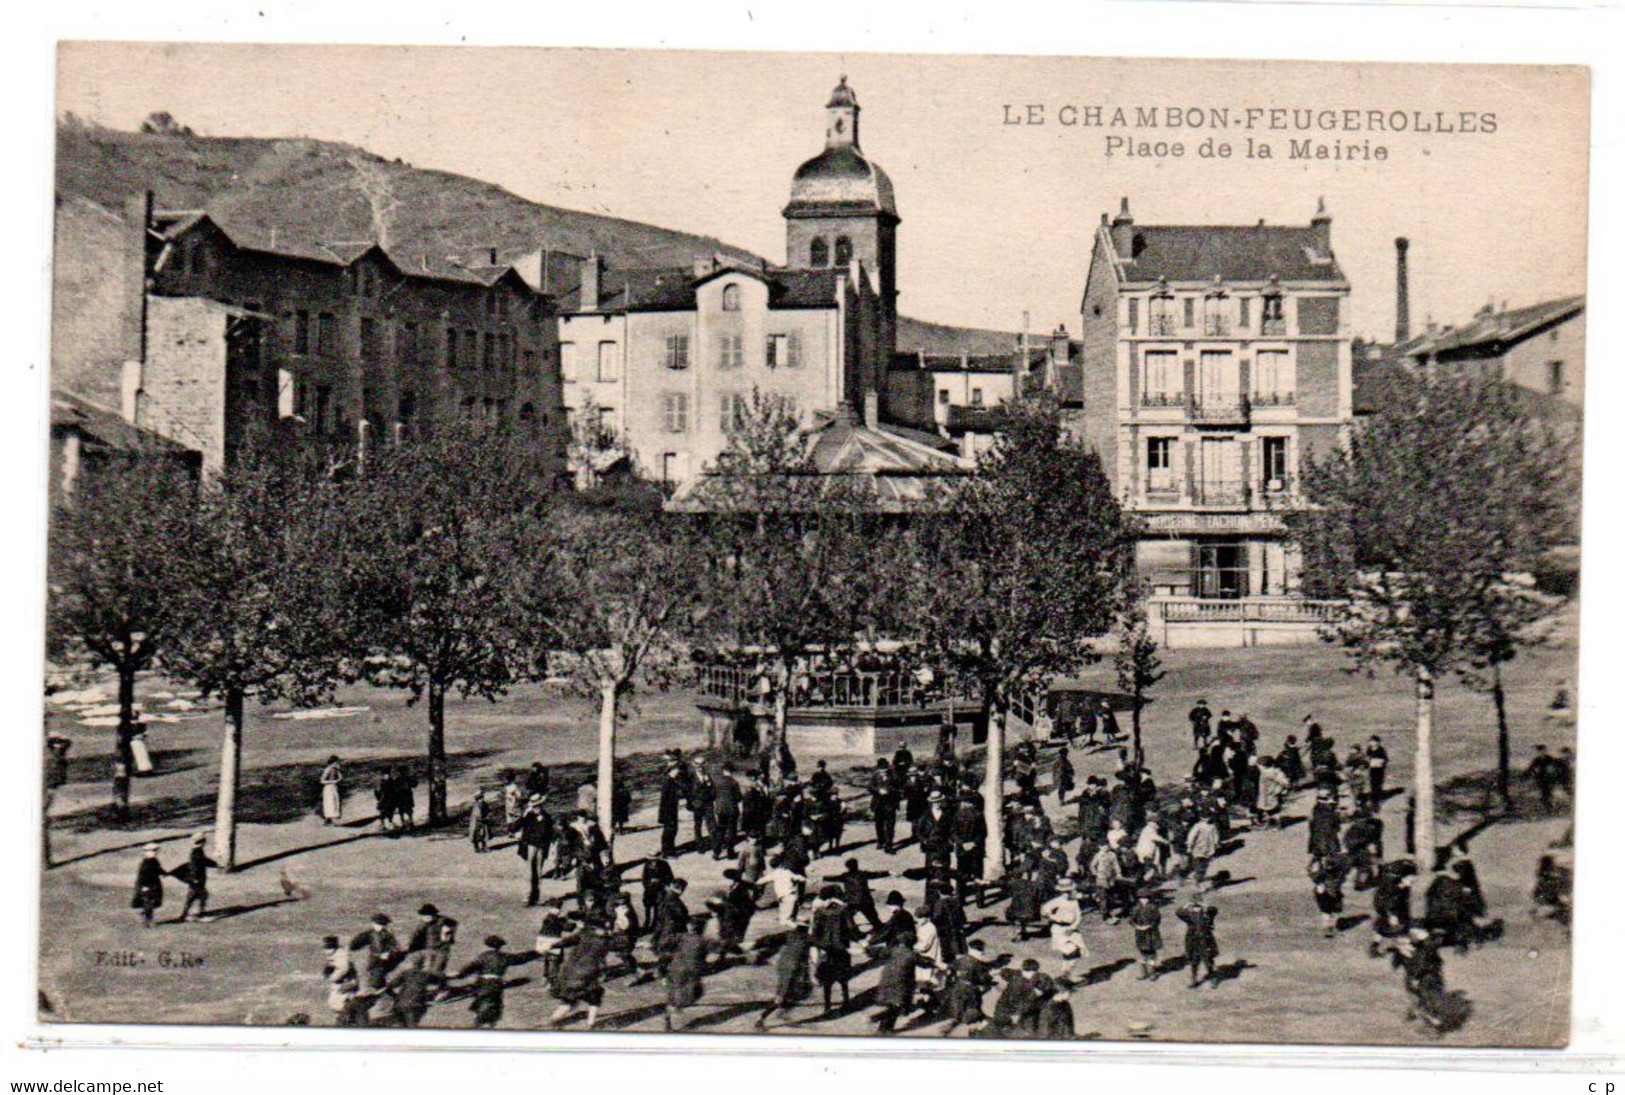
[1394,237,1411,344]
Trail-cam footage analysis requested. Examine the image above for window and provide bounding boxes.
[1238,297,1251,329]
[356,266,378,298]
[317,313,337,356]
[360,317,380,364]
[293,310,310,354]
[1182,297,1196,328]
[1141,349,1180,404]
[662,392,689,433]
[1203,293,1229,336]
[1127,298,1139,334]
[597,341,621,382]
[560,341,578,382]
[721,284,741,312]
[970,387,984,406]
[1261,293,1286,335]
[465,329,478,368]
[446,328,459,369]
[401,321,418,361]
[664,334,691,370]
[519,402,537,424]
[1149,294,1176,336]
[482,333,496,371]
[938,388,951,405]
[720,392,748,432]
[1548,360,1565,395]
[767,333,801,369]
[522,349,536,375]
[1262,436,1289,488]
[834,237,853,266]
[397,390,417,440]
[662,452,685,485]
[314,384,333,435]
[718,333,744,370]
[809,238,829,268]
[1147,437,1175,492]
[1255,349,1293,403]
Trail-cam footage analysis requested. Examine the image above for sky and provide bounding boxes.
[56,44,1590,340]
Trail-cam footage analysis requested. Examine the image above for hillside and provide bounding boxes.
[55,122,765,275]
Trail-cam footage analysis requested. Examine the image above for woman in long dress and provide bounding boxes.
[319,756,345,825]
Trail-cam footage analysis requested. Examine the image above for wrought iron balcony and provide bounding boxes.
[1250,390,1296,407]
[1140,390,1187,409]
[1191,481,1252,507]
[1189,395,1251,425]
[1148,315,1179,337]
[1203,315,1232,337]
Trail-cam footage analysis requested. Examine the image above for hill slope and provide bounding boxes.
[55,123,764,274]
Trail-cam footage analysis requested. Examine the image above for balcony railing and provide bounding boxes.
[1148,315,1179,337]
[695,663,960,712]
[1250,390,1296,407]
[1261,318,1287,337]
[1151,597,1342,626]
[1192,481,1252,507]
[1203,315,1232,337]
[1140,390,1186,409]
[1189,395,1251,424]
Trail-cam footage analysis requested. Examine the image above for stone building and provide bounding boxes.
[553,77,894,486]
[1071,198,1354,643]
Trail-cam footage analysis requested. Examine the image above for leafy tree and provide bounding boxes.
[46,456,197,817]
[691,392,896,780]
[908,394,1135,877]
[162,445,351,869]
[347,424,543,824]
[1287,373,1576,856]
[522,482,710,848]
[139,111,195,136]
[1114,591,1165,770]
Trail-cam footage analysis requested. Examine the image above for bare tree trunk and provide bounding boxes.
[596,679,618,847]
[770,661,790,782]
[427,682,448,825]
[113,666,137,817]
[1414,667,1436,869]
[982,701,1006,880]
[1492,662,1512,815]
[213,687,245,871]
[42,785,53,870]
[1131,695,1144,769]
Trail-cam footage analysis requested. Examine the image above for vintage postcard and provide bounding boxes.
[40,44,1585,1048]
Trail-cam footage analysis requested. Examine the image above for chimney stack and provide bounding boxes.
[1110,197,1136,261]
[1394,237,1411,344]
[1310,196,1332,255]
[580,252,603,312]
[1050,325,1070,369]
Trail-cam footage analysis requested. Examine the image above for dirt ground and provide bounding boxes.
[36,609,1578,1046]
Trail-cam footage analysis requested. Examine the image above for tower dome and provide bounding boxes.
[785,77,897,218]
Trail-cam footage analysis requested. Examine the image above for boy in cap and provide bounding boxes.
[131,843,165,927]
[1176,893,1220,989]
[176,833,219,922]
[455,935,511,1028]
[1130,892,1163,980]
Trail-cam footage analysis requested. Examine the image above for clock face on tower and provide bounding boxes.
[832,118,845,135]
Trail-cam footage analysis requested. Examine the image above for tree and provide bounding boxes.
[1286,372,1576,858]
[693,392,895,780]
[139,111,194,136]
[909,395,1136,878]
[46,455,197,817]
[348,424,544,825]
[522,482,710,848]
[162,445,351,869]
[1114,591,1165,770]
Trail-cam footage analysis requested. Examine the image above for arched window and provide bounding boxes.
[722,284,741,312]
[834,236,854,266]
[518,402,537,424]
[809,237,829,267]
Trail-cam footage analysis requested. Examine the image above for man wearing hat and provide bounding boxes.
[1176,893,1221,989]
[349,914,403,994]
[868,758,899,854]
[1188,699,1213,749]
[662,911,711,1031]
[873,890,918,949]
[810,887,856,1013]
[830,857,883,933]
[408,903,446,957]
[518,793,555,906]
[454,935,511,1029]
[131,843,165,928]
[754,912,814,1030]
[1041,877,1087,983]
[941,939,994,1036]
[549,916,609,1029]
[649,877,691,977]
[992,958,1053,1037]
[871,933,920,1034]
[175,832,219,922]
[658,760,686,857]
[711,762,742,860]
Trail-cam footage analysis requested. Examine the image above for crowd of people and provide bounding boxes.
[125,682,1573,1039]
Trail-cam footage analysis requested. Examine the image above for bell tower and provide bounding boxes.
[825,75,860,150]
